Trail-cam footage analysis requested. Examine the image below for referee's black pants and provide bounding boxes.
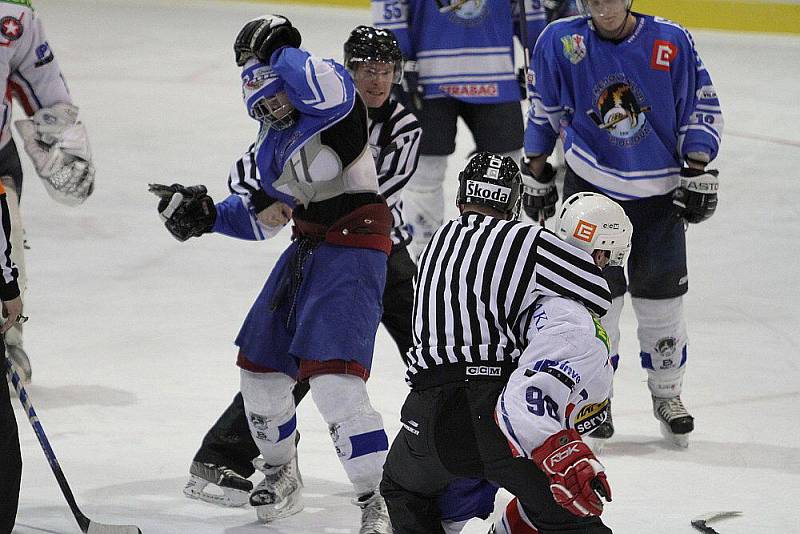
[381,381,612,534]
[1,373,22,533]
[193,244,417,477]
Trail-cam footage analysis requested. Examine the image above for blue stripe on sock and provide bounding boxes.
[639,351,654,370]
[349,429,389,459]
[278,415,297,442]
[679,345,687,367]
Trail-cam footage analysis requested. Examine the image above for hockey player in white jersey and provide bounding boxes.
[523,0,723,447]
[0,0,95,383]
[151,15,393,532]
[381,154,623,534]
[490,192,632,533]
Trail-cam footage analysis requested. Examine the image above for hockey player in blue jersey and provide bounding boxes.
[373,0,548,259]
[150,15,393,532]
[522,0,723,447]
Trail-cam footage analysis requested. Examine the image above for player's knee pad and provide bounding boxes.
[309,373,389,494]
[631,296,688,396]
[405,155,448,256]
[240,370,297,466]
[601,296,624,371]
[492,498,540,533]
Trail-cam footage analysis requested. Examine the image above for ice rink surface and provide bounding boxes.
[7,1,800,532]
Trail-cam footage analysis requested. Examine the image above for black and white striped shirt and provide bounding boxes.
[226,98,421,247]
[367,98,421,248]
[406,213,611,389]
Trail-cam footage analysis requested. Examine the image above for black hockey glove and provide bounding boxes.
[394,61,423,114]
[234,15,302,66]
[543,0,568,22]
[149,183,216,242]
[672,168,719,224]
[521,159,558,222]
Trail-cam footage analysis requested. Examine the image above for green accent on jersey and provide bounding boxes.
[1,0,33,9]
[592,315,610,355]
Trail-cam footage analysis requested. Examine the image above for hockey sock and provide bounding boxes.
[632,296,688,397]
[240,370,297,467]
[310,373,389,495]
[404,155,447,259]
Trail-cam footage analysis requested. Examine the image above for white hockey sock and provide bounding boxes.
[631,296,688,397]
[240,370,297,467]
[310,374,389,496]
[404,155,447,259]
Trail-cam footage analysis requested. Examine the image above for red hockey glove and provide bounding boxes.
[533,429,612,517]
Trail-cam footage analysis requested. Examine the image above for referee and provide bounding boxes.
[380,153,613,534]
[1,179,24,533]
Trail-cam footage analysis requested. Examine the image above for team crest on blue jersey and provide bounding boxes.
[561,34,586,64]
[587,77,652,146]
[436,0,487,24]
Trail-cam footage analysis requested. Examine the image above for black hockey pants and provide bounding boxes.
[380,381,612,534]
[194,244,416,476]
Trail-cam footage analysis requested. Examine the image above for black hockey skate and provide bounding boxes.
[183,461,252,507]
[652,395,694,448]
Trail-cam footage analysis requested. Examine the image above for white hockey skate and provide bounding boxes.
[652,395,694,448]
[250,455,303,522]
[183,461,252,507]
[352,490,392,534]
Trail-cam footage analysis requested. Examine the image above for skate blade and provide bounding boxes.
[255,491,304,523]
[183,476,250,507]
[659,421,689,448]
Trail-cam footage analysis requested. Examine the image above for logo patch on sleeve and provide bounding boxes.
[1,14,23,41]
[651,40,677,71]
[574,399,610,435]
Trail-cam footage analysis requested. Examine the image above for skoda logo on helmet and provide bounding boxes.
[466,180,510,203]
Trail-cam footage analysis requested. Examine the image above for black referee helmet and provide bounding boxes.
[457,152,522,219]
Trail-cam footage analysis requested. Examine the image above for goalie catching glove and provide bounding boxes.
[15,103,95,206]
[672,167,719,224]
[149,183,216,242]
[533,429,612,517]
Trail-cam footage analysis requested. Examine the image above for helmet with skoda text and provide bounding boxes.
[555,192,632,267]
[457,152,522,219]
[344,25,404,84]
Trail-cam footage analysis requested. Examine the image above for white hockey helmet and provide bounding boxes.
[555,192,632,267]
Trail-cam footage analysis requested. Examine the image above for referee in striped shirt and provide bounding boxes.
[380,153,613,534]
[183,26,423,505]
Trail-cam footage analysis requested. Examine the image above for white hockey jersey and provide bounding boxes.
[495,295,613,458]
[0,1,71,150]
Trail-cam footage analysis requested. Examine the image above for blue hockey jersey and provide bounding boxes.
[212,48,379,240]
[372,0,547,103]
[525,14,723,200]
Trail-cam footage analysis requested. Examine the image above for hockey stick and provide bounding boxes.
[690,511,742,533]
[4,345,142,534]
